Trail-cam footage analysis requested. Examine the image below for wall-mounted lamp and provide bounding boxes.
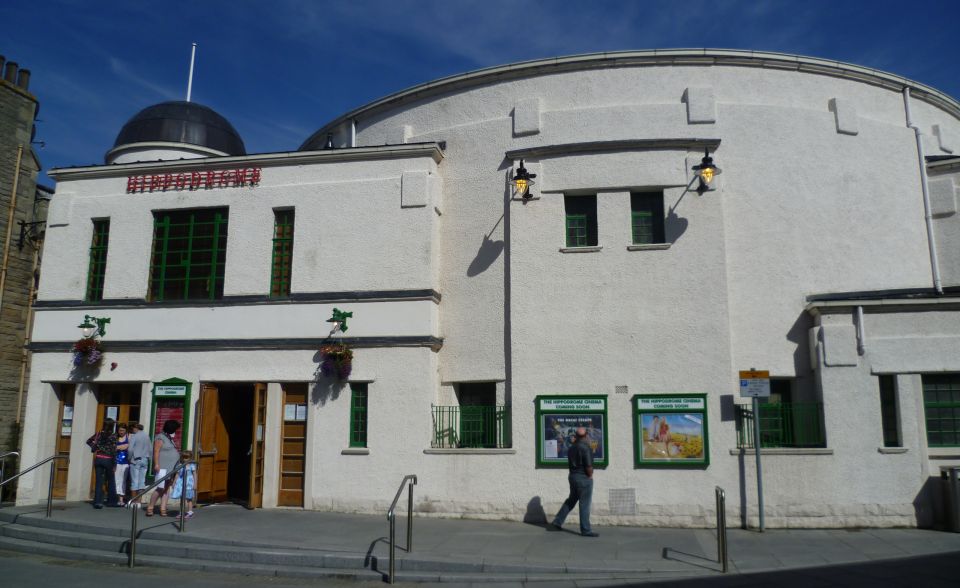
[326,308,353,333]
[511,159,537,199]
[78,315,110,338]
[691,148,722,194]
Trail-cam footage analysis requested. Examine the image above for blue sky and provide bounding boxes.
[4,0,956,185]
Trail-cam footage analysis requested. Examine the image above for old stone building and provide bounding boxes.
[0,54,47,492]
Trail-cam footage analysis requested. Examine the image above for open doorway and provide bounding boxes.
[195,382,266,508]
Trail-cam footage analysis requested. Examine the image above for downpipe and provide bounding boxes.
[903,87,943,294]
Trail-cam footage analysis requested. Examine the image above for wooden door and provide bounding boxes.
[196,383,229,502]
[248,383,267,508]
[278,384,307,507]
[52,385,75,499]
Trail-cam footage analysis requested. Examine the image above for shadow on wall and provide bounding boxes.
[467,215,505,277]
[665,206,688,243]
[311,349,345,406]
[915,475,944,530]
[523,495,548,525]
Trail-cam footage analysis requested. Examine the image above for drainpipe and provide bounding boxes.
[855,306,866,356]
[0,145,24,315]
[16,243,40,423]
[350,119,357,148]
[903,87,943,294]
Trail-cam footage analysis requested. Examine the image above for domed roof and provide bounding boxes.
[113,101,246,156]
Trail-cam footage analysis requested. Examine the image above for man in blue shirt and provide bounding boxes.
[550,427,598,537]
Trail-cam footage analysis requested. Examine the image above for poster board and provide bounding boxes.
[150,377,192,452]
[632,394,709,468]
[535,395,608,468]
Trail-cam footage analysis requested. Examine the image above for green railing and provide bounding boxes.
[736,402,826,448]
[431,405,511,449]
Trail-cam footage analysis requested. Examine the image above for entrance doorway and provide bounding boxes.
[90,383,141,498]
[52,384,75,499]
[195,383,266,508]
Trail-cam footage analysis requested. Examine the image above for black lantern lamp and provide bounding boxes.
[78,315,110,338]
[692,148,721,194]
[511,159,537,199]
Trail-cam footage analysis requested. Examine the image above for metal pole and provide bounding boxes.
[406,481,413,552]
[752,395,765,531]
[179,475,186,532]
[186,43,197,102]
[716,486,728,573]
[45,458,56,518]
[388,513,396,584]
[129,503,139,568]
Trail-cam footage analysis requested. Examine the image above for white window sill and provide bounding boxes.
[559,246,602,253]
[423,448,517,455]
[878,447,909,454]
[341,448,369,455]
[729,448,833,456]
[627,243,671,251]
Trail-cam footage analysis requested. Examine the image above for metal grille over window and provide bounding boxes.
[85,219,110,302]
[148,208,228,301]
[349,383,368,448]
[270,209,294,298]
[735,402,826,448]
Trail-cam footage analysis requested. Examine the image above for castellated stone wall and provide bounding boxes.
[0,70,42,467]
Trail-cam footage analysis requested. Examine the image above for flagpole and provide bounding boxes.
[186,42,197,102]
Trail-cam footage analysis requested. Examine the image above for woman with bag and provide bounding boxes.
[146,420,180,517]
[85,418,118,509]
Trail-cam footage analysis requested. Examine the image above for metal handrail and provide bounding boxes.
[0,454,68,517]
[386,474,417,584]
[716,486,728,573]
[0,451,19,502]
[126,460,194,568]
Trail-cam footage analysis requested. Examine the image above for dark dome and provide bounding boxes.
[113,101,246,155]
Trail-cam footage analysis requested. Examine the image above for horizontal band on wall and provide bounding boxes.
[34,289,442,310]
[505,138,721,160]
[29,336,444,353]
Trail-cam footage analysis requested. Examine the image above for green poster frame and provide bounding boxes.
[632,394,709,469]
[535,395,609,468]
[149,377,193,450]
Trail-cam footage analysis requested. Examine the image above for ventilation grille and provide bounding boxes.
[608,488,637,515]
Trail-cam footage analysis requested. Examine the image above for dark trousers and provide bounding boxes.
[93,457,118,506]
[552,473,593,534]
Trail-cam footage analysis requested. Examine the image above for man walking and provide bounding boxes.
[127,423,152,503]
[550,426,598,537]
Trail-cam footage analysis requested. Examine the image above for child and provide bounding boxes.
[170,450,197,518]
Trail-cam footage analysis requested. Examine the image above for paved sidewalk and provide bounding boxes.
[4,501,960,582]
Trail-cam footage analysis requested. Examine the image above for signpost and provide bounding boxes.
[739,369,769,531]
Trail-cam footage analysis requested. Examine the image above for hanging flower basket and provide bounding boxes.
[71,337,104,368]
[319,342,353,380]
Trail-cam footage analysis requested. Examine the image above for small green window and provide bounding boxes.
[349,383,368,448]
[86,219,110,302]
[564,195,597,247]
[270,209,294,298]
[631,192,665,245]
[148,208,228,302]
[922,374,960,447]
[879,376,900,447]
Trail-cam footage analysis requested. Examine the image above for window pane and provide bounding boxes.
[630,192,665,244]
[922,375,960,447]
[564,195,597,247]
[271,209,295,298]
[349,383,368,448]
[85,220,110,302]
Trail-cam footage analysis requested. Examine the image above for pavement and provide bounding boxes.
[2,501,960,586]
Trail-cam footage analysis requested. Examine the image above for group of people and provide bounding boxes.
[85,418,196,518]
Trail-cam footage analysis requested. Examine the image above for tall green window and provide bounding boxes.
[922,374,960,447]
[349,383,368,448]
[85,219,110,302]
[270,209,294,297]
[564,195,597,247]
[149,208,228,302]
[879,375,901,447]
[631,192,665,245]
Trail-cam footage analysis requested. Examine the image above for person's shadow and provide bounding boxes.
[523,496,547,526]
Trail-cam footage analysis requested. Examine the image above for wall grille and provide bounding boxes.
[609,488,637,515]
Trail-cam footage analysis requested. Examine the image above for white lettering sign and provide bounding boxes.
[155,385,187,397]
[637,397,705,411]
[540,398,605,411]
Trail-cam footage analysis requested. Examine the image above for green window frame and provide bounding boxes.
[879,375,901,447]
[564,195,597,247]
[85,219,110,302]
[349,383,368,448]
[270,209,294,298]
[631,192,665,245]
[922,374,960,447]
[149,208,228,302]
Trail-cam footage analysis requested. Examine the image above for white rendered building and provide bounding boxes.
[16,50,960,528]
